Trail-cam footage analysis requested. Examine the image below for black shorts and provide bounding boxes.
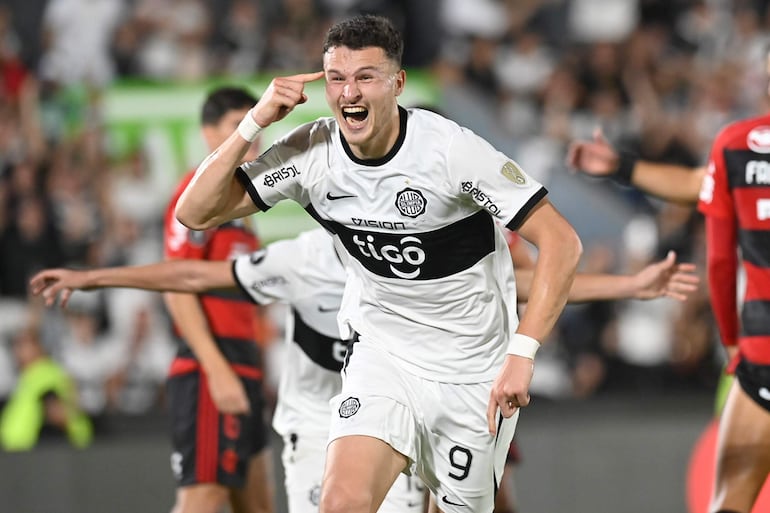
[735,358,770,414]
[167,369,269,488]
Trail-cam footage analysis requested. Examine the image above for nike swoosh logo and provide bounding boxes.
[326,192,356,200]
[441,496,466,507]
[760,387,770,401]
[317,305,337,313]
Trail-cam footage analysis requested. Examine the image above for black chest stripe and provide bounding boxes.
[742,300,770,337]
[329,209,496,280]
[724,149,770,189]
[739,230,770,269]
[292,309,346,372]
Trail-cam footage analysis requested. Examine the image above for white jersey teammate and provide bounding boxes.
[176,15,582,513]
[232,229,426,513]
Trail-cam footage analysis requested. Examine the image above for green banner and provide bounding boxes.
[104,74,439,242]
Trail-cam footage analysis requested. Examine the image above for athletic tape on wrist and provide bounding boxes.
[612,151,638,186]
[237,108,263,142]
[507,333,540,359]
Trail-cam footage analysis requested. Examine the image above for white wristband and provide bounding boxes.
[506,333,540,359]
[237,108,263,142]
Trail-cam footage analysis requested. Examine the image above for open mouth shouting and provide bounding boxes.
[342,106,369,129]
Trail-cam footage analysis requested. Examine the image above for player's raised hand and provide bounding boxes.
[565,127,620,177]
[632,250,700,301]
[251,71,326,128]
[29,268,90,308]
[487,354,534,435]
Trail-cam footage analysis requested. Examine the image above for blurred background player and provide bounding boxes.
[163,86,273,513]
[567,45,770,508]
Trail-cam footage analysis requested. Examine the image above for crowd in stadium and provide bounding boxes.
[1,0,767,440]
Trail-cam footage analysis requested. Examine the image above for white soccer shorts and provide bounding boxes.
[329,339,519,513]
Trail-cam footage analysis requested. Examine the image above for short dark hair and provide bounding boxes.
[323,15,403,66]
[200,86,258,126]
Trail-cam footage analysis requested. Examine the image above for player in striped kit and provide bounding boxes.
[568,83,770,512]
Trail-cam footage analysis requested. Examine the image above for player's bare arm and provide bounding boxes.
[164,291,251,415]
[487,199,581,433]
[566,128,705,204]
[29,260,234,308]
[176,71,325,230]
[515,250,699,303]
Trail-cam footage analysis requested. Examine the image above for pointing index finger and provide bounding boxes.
[290,71,325,83]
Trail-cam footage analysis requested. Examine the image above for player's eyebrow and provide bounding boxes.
[325,65,387,76]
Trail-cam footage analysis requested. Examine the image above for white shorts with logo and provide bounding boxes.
[281,431,426,513]
[329,340,519,513]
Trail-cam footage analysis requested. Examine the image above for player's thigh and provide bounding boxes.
[378,473,426,513]
[715,363,770,490]
[323,434,408,512]
[173,483,230,513]
[281,433,327,513]
[231,448,275,513]
[420,381,519,513]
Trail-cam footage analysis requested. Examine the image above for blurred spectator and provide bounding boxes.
[0,195,64,298]
[0,324,92,450]
[57,292,123,421]
[105,299,174,415]
[132,0,211,81]
[38,0,127,89]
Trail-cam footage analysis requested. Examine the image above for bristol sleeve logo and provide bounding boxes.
[262,164,300,187]
[395,188,427,218]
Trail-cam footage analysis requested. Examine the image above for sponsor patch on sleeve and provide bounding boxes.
[501,161,528,186]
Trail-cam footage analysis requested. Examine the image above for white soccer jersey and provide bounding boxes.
[238,108,546,382]
[232,228,347,437]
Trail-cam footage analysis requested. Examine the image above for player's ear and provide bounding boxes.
[394,69,406,97]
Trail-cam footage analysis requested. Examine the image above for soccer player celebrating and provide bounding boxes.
[176,13,582,513]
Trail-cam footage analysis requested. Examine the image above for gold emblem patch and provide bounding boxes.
[501,161,527,186]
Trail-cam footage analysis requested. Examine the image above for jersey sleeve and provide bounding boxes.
[447,127,547,230]
[231,238,306,305]
[235,123,318,211]
[698,130,735,220]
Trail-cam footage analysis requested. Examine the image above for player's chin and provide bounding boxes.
[339,124,371,145]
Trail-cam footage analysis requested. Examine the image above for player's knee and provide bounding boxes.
[319,484,374,513]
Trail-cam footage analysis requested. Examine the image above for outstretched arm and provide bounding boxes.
[176,71,325,229]
[29,260,234,308]
[565,128,705,205]
[514,250,699,303]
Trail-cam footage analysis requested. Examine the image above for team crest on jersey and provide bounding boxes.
[309,485,321,505]
[501,161,527,186]
[748,127,770,154]
[395,188,427,218]
[339,397,360,418]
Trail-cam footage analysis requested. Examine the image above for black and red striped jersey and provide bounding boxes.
[164,171,263,375]
[698,115,770,364]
